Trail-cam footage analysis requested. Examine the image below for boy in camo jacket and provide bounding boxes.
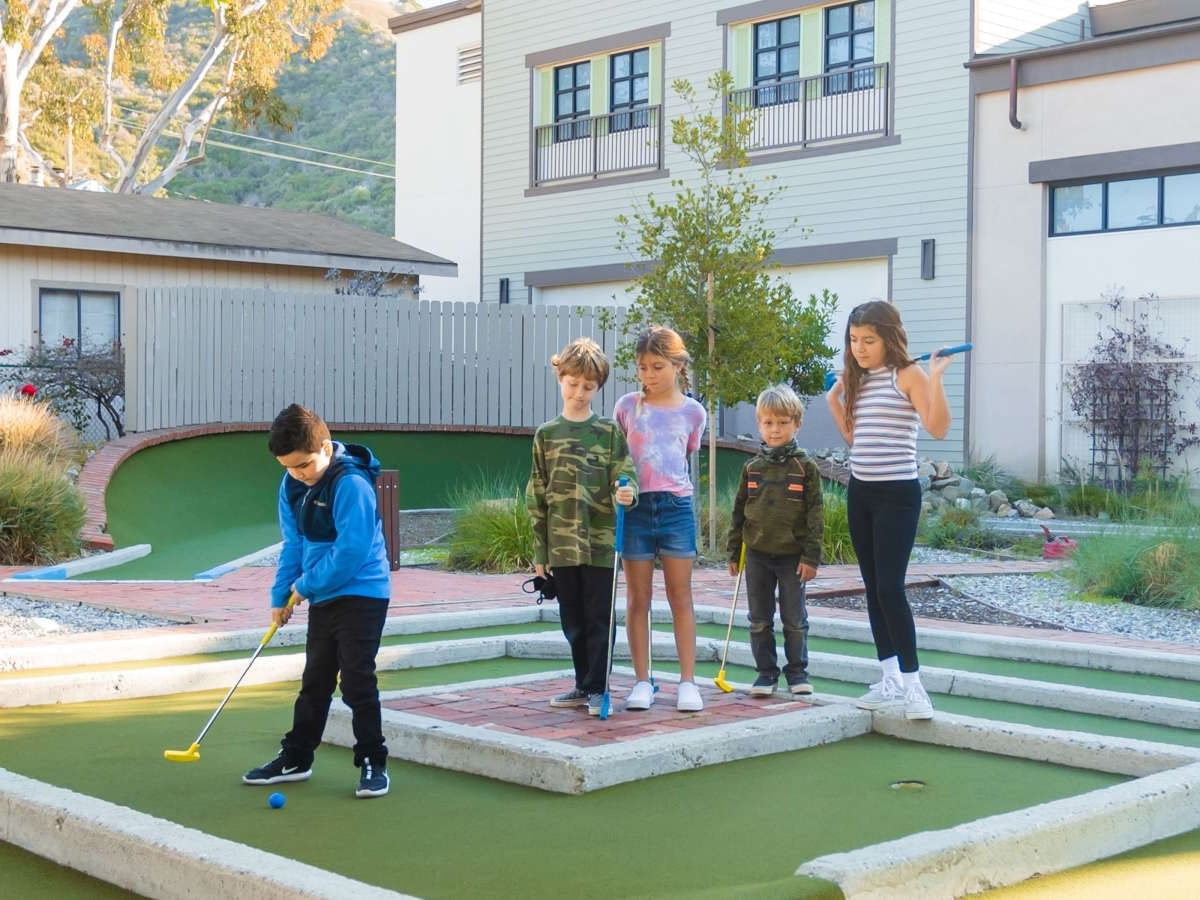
[526,338,637,716]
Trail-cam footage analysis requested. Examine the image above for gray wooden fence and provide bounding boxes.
[124,287,641,432]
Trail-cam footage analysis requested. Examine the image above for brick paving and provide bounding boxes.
[384,673,814,747]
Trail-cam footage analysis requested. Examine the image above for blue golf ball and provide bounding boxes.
[268,792,286,809]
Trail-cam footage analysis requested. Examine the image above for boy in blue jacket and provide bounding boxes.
[242,404,392,798]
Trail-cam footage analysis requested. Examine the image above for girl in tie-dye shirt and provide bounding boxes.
[613,326,707,713]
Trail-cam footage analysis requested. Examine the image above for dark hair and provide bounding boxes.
[841,301,914,431]
[268,404,330,456]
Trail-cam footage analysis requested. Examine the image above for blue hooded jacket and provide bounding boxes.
[271,441,391,608]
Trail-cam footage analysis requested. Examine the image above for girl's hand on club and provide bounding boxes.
[928,348,953,379]
[797,562,817,582]
[535,563,546,578]
[614,484,635,506]
[826,374,844,399]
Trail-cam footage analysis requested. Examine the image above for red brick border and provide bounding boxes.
[78,423,757,550]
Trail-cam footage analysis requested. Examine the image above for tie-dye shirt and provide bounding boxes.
[613,392,707,496]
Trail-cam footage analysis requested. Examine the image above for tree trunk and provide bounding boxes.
[1,43,22,182]
[706,271,718,556]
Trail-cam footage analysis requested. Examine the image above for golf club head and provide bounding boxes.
[713,671,733,693]
[163,743,201,763]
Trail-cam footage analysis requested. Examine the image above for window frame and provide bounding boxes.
[752,15,802,107]
[824,0,876,94]
[609,47,651,131]
[1049,168,1200,237]
[553,60,593,142]
[36,285,122,356]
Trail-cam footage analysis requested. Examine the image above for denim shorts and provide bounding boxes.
[621,491,697,561]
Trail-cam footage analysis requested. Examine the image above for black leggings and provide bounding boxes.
[847,477,922,672]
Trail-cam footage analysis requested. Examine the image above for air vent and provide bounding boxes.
[457,43,482,85]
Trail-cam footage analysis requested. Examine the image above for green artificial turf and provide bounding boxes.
[0,658,1125,900]
[82,429,747,580]
[0,841,139,899]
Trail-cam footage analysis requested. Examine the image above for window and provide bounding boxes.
[825,0,875,93]
[753,16,801,106]
[39,288,120,354]
[554,61,591,141]
[610,47,650,131]
[1051,170,1200,235]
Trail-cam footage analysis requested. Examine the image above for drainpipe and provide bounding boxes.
[1008,57,1023,130]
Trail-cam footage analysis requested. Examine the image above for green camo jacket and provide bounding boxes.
[726,442,823,567]
[526,414,638,568]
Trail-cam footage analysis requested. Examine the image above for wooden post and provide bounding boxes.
[376,469,401,571]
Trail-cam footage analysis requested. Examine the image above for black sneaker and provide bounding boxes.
[549,688,588,708]
[787,673,813,695]
[749,674,777,697]
[356,760,390,798]
[242,754,312,785]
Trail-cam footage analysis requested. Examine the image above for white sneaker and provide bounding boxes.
[676,681,704,712]
[625,680,654,711]
[904,683,934,720]
[854,677,904,710]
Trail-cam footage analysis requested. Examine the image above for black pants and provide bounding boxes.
[282,595,389,768]
[847,477,922,672]
[554,565,616,695]
[744,549,809,680]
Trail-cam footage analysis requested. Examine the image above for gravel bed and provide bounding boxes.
[813,584,1067,631]
[0,594,171,640]
[942,573,1200,648]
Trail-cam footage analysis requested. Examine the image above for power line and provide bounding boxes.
[114,115,395,180]
[114,103,395,170]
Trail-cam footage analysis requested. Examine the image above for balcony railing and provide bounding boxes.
[727,63,890,154]
[532,104,663,186]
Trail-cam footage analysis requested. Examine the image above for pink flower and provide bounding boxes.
[20,383,36,397]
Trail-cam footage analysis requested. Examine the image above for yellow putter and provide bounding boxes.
[164,592,300,763]
[713,546,746,693]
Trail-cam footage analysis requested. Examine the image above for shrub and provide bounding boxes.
[0,396,83,469]
[821,483,856,565]
[698,481,739,560]
[1061,482,1111,517]
[960,455,1019,494]
[1016,480,1062,510]
[1068,532,1200,610]
[445,489,535,573]
[0,449,87,564]
[919,505,1004,551]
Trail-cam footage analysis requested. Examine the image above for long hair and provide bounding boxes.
[634,325,691,395]
[841,301,914,431]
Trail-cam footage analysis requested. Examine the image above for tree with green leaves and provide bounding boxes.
[615,71,837,555]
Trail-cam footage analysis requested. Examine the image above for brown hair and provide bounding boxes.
[268,404,331,456]
[551,337,610,387]
[840,301,914,431]
[634,325,691,394]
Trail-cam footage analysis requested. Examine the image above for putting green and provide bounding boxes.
[0,840,137,898]
[0,658,1124,899]
[83,430,748,580]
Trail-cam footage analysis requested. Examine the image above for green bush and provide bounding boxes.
[960,455,1019,494]
[0,449,87,564]
[0,396,83,469]
[1068,532,1200,610]
[445,490,534,572]
[1062,482,1111,517]
[1016,480,1062,510]
[919,505,1004,551]
[821,483,856,565]
[698,482,739,560]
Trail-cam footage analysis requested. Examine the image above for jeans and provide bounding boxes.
[554,565,616,694]
[847,476,922,672]
[282,595,389,768]
[621,491,697,561]
[744,548,809,679]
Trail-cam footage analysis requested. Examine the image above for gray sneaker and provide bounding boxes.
[855,677,904,710]
[550,688,588,708]
[587,693,605,716]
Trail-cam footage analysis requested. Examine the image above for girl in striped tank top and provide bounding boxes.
[825,301,955,720]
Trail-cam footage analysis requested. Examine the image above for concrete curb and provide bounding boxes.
[0,767,412,899]
[5,544,152,581]
[325,666,870,793]
[193,542,283,581]
[0,606,541,672]
[796,760,1200,899]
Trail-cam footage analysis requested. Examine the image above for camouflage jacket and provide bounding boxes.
[726,441,823,567]
[526,415,638,568]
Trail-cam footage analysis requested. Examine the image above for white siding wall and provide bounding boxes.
[974,1,1089,55]
[0,246,335,353]
[482,0,971,460]
[394,12,482,301]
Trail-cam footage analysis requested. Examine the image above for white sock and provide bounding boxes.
[901,670,922,690]
[880,656,901,681]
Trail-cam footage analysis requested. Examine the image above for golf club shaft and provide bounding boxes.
[719,547,747,667]
[601,478,628,711]
[823,342,973,390]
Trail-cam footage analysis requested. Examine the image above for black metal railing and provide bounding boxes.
[532,104,663,186]
[727,62,889,153]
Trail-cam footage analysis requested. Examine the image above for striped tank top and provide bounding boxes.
[849,366,919,481]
